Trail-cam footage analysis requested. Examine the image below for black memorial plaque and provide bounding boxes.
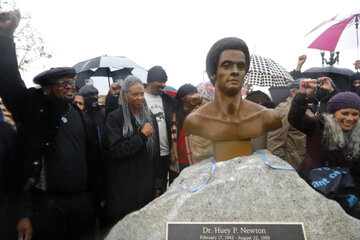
[166,222,306,240]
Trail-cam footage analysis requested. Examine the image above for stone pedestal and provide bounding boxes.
[106,151,360,240]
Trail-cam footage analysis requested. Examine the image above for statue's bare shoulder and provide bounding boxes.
[241,100,281,131]
[184,99,281,140]
[184,102,214,131]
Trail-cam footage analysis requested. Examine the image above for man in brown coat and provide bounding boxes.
[267,79,313,169]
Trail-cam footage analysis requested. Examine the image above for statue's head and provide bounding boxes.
[206,37,250,85]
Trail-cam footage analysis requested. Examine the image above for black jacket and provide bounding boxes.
[157,92,176,149]
[0,35,103,217]
[105,91,175,151]
[0,121,18,193]
[105,107,160,224]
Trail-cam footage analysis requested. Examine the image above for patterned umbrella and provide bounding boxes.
[196,81,215,101]
[244,55,294,87]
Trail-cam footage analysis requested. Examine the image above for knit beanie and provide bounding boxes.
[147,66,168,83]
[327,92,360,113]
[78,85,99,97]
[176,84,198,101]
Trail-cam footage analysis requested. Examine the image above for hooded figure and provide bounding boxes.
[350,72,360,96]
[78,85,100,112]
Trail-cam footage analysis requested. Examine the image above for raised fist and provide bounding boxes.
[296,55,307,71]
[109,82,121,95]
[354,60,360,70]
[0,10,21,38]
[141,123,154,137]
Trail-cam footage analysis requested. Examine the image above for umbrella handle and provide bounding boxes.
[107,68,111,87]
[356,15,359,60]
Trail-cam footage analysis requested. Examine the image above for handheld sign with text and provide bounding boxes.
[166,222,306,240]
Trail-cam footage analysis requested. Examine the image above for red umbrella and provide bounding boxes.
[307,10,360,57]
[164,85,177,96]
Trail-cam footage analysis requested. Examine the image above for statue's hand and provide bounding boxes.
[0,10,21,38]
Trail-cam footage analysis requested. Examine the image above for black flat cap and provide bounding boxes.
[33,67,76,86]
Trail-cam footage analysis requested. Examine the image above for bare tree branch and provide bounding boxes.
[1,0,52,71]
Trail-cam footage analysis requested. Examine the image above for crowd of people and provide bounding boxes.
[1,9,360,240]
[0,10,214,240]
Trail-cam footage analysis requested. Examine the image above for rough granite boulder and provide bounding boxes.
[106,150,360,240]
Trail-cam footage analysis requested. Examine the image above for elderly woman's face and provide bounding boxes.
[125,84,145,110]
[333,108,360,131]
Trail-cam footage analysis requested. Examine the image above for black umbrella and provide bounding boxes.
[73,56,148,90]
[268,87,291,106]
[302,66,354,92]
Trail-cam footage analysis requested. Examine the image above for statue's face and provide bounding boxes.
[215,50,246,96]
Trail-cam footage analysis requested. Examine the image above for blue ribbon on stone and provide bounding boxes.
[255,150,296,171]
[188,151,295,193]
[189,157,216,193]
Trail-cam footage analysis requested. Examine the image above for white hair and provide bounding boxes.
[119,75,157,159]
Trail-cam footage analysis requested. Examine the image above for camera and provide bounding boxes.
[316,79,324,90]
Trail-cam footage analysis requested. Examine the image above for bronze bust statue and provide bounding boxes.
[184,37,281,161]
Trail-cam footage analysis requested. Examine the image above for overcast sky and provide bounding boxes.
[5,0,360,93]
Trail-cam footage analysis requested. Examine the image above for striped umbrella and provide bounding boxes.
[73,56,148,89]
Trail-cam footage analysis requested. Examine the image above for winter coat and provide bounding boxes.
[267,97,313,169]
[105,107,160,224]
[0,35,103,218]
[0,121,18,193]
[288,93,360,185]
[105,91,175,149]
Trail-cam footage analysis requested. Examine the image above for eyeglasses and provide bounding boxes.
[52,79,76,87]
